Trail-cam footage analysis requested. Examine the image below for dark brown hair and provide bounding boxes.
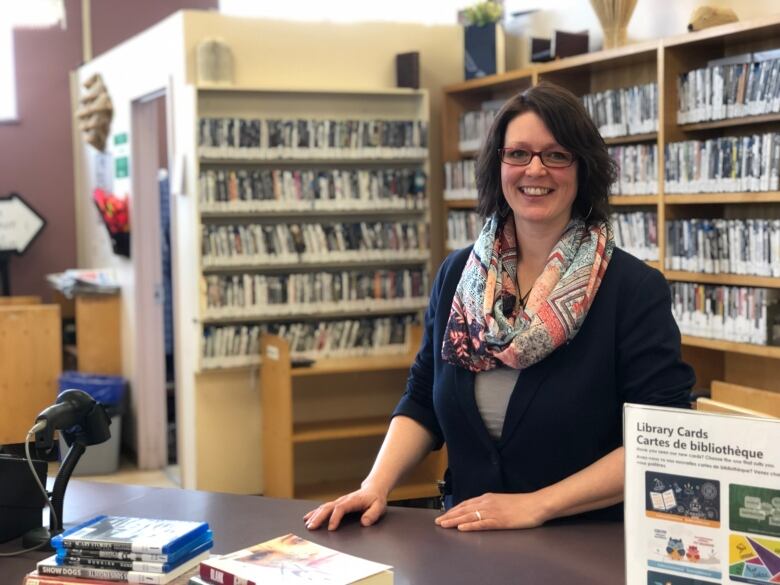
[475,81,616,226]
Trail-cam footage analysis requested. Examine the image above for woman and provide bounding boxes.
[304,82,695,532]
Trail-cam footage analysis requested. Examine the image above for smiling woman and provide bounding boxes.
[304,81,695,534]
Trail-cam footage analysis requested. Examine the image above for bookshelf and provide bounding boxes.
[438,16,780,397]
[195,87,432,371]
[260,332,445,501]
[441,68,535,252]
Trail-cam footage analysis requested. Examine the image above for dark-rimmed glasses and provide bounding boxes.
[498,147,576,168]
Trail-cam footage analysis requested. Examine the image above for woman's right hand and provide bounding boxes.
[303,484,388,531]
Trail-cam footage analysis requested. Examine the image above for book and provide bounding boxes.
[58,537,214,573]
[37,552,208,584]
[52,515,210,555]
[199,533,393,585]
[56,529,214,564]
[24,564,201,585]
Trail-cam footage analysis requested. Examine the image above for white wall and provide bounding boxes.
[73,12,187,467]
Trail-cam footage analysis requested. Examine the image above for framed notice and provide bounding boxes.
[624,404,780,585]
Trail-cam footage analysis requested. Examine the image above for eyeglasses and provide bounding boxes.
[498,147,576,168]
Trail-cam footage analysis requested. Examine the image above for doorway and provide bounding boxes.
[130,90,177,475]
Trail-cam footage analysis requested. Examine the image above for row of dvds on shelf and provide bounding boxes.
[665,219,780,277]
[203,269,430,315]
[201,221,429,266]
[201,315,416,364]
[670,282,779,346]
[198,117,428,159]
[664,133,780,193]
[444,160,477,199]
[610,211,658,262]
[677,50,780,124]
[458,101,501,152]
[199,168,427,211]
[609,144,658,195]
[447,210,482,250]
[581,83,658,139]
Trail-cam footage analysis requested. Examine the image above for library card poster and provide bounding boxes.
[624,403,780,585]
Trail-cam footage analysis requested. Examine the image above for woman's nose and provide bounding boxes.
[524,155,548,175]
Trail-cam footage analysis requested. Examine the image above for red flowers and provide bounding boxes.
[93,188,130,257]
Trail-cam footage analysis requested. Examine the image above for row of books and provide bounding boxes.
[609,144,658,195]
[202,315,416,362]
[203,269,430,314]
[443,159,477,200]
[201,221,429,266]
[27,516,393,585]
[458,104,500,152]
[30,516,213,585]
[198,117,428,159]
[581,82,658,138]
[670,282,779,346]
[665,218,780,277]
[677,50,780,124]
[447,210,482,250]
[610,211,659,262]
[664,133,780,193]
[199,168,427,211]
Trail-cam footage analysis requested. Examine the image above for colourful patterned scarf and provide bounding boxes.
[442,214,614,372]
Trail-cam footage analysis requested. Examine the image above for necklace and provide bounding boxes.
[518,288,532,310]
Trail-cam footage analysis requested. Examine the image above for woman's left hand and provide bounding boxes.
[434,492,548,531]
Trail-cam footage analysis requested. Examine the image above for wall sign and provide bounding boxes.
[0,192,46,254]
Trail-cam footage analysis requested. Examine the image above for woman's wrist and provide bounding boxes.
[360,476,392,500]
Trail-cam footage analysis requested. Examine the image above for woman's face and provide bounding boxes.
[500,111,578,234]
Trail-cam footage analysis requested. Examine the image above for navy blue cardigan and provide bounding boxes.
[393,246,695,517]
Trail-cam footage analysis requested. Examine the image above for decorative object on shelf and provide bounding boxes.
[589,0,638,49]
[688,6,738,32]
[92,188,130,257]
[395,51,420,89]
[196,37,234,85]
[75,73,113,152]
[531,30,590,62]
[462,1,505,79]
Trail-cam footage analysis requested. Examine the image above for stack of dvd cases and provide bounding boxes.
[30,515,213,585]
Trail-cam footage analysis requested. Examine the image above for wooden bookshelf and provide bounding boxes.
[665,272,780,289]
[679,112,780,132]
[610,195,658,206]
[604,132,657,145]
[438,16,780,401]
[260,332,444,500]
[664,192,780,204]
[444,198,478,209]
[681,336,780,359]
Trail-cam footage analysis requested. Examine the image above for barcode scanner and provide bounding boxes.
[34,389,112,455]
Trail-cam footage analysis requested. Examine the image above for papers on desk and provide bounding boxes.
[47,269,120,298]
[199,533,393,585]
[624,403,780,585]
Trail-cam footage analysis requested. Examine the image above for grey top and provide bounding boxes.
[474,366,520,440]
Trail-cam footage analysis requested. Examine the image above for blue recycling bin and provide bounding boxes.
[57,372,127,475]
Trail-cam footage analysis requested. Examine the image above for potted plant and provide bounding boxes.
[462,1,505,79]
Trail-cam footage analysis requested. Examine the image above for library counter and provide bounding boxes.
[1,481,625,584]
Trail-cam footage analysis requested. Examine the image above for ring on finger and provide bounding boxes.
[475,510,482,521]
